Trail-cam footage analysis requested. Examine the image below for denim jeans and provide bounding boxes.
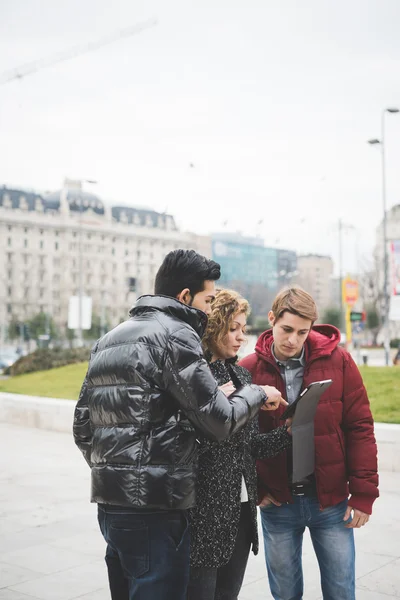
[187,502,252,600]
[260,496,355,600]
[97,505,190,600]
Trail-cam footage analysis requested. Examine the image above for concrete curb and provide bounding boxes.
[0,391,74,434]
[0,391,399,471]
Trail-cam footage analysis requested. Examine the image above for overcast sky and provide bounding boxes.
[1,0,400,274]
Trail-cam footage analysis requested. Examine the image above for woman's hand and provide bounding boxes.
[219,381,236,396]
[260,386,288,411]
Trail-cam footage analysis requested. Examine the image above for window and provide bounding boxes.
[7,304,12,314]
[55,242,59,250]
[112,248,115,255]
[7,238,11,247]
[7,269,12,279]
[55,230,59,236]
[7,225,12,231]
[40,241,44,249]
[24,239,28,248]
[8,287,12,297]
[24,227,28,233]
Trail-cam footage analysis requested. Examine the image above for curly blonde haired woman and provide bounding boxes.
[187,289,292,600]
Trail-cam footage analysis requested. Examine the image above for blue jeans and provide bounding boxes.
[97,506,190,600]
[260,496,355,600]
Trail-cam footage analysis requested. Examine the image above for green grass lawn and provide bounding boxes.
[0,362,88,400]
[359,366,400,424]
[0,362,399,423]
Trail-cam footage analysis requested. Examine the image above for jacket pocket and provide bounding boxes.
[166,511,190,551]
[109,520,149,578]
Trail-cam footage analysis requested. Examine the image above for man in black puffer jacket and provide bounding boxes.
[73,249,282,600]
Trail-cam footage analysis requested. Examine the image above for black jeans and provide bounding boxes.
[187,502,252,600]
[98,505,190,600]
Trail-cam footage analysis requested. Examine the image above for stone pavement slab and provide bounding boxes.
[0,423,399,599]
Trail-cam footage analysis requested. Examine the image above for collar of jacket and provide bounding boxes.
[129,294,208,338]
[254,324,341,367]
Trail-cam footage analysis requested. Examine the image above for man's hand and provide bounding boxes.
[343,505,370,528]
[260,386,288,411]
[219,381,236,397]
[259,493,282,508]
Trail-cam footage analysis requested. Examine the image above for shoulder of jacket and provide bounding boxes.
[239,352,259,369]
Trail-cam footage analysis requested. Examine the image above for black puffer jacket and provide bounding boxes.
[73,295,267,510]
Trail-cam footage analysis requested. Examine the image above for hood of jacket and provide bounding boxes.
[255,324,341,365]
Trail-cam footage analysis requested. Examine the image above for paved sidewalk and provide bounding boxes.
[0,423,399,599]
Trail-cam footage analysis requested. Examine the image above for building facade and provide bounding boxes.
[211,233,297,318]
[374,204,400,330]
[295,254,334,315]
[0,183,211,338]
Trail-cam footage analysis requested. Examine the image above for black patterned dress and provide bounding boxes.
[189,359,291,568]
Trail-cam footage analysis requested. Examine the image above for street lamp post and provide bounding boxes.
[368,107,399,366]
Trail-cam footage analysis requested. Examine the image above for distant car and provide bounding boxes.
[0,352,19,370]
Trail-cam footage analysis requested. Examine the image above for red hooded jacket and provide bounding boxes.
[240,325,379,514]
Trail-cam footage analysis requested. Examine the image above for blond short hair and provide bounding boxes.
[202,289,250,355]
[271,286,318,323]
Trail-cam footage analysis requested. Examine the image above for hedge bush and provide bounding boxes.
[6,347,91,376]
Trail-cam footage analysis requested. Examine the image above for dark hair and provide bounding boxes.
[154,249,221,298]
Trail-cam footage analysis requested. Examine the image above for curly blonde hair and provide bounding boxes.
[202,289,250,356]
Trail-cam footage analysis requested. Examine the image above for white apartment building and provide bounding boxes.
[0,182,211,336]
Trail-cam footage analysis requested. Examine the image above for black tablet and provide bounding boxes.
[279,379,333,420]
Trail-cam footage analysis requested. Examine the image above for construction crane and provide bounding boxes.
[0,17,157,86]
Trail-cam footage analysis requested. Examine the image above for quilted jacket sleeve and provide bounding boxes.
[73,342,99,466]
[163,327,267,443]
[73,373,92,466]
[342,352,379,514]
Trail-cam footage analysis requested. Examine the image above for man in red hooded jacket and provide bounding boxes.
[240,286,378,600]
